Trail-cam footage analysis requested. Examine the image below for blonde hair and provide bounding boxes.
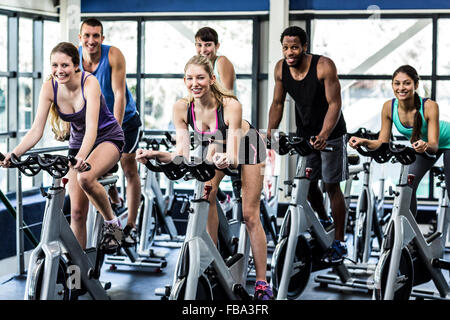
[46,75,70,141]
[183,55,237,105]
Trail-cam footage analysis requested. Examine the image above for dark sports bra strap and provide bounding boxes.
[51,77,58,106]
[81,71,93,100]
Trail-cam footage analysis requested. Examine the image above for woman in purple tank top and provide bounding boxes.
[0,42,125,253]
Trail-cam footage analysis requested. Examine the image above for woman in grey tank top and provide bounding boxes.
[0,42,125,253]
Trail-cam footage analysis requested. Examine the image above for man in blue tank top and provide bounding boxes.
[266,26,349,264]
[79,18,141,246]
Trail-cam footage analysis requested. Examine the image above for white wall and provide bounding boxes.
[0,0,57,14]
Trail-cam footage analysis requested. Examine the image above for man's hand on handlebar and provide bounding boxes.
[310,134,328,151]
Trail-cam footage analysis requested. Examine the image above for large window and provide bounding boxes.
[19,18,33,73]
[436,81,450,121]
[341,79,432,133]
[0,137,5,191]
[40,20,64,152]
[143,20,254,130]
[0,15,7,72]
[307,15,440,200]
[313,19,433,75]
[102,21,138,74]
[437,19,450,75]
[0,77,6,133]
[43,20,61,79]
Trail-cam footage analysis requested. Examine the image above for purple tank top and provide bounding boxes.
[51,71,124,150]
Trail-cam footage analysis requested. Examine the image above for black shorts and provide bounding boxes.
[122,112,142,154]
[68,140,124,174]
[305,135,349,183]
[238,125,266,165]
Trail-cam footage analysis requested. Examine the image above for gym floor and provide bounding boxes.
[1,229,448,301]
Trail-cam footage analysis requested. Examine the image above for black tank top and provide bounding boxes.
[187,102,228,152]
[281,54,346,140]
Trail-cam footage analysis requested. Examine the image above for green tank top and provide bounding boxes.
[213,56,237,96]
[392,97,450,149]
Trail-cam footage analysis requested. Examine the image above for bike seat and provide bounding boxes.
[348,154,360,166]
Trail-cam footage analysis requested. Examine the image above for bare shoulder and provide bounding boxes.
[274,59,284,80]
[173,98,189,116]
[317,56,338,79]
[83,72,101,93]
[108,46,125,65]
[172,99,189,125]
[84,72,100,86]
[424,98,438,109]
[41,78,55,99]
[424,98,439,117]
[381,99,393,118]
[217,55,233,67]
[223,97,242,111]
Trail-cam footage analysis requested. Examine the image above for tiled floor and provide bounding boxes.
[1,232,448,301]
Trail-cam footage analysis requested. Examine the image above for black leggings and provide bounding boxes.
[409,149,450,217]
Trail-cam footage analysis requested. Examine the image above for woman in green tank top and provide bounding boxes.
[348,65,450,217]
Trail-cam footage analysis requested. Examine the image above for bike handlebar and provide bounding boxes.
[0,152,91,178]
[348,127,380,140]
[355,142,436,165]
[269,132,335,156]
[144,155,240,182]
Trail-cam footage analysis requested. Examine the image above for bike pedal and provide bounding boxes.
[102,281,112,291]
[232,283,251,300]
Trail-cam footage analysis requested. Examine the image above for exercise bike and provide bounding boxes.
[104,133,185,271]
[0,151,114,300]
[369,142,450,300]
[269,132,373,299]
[148,155,252,300]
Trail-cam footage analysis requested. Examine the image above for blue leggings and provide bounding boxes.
[408,149,450,217]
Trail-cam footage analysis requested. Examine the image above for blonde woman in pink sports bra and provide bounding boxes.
[136,55,274,300]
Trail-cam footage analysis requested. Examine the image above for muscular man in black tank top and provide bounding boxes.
[266,26,349,264]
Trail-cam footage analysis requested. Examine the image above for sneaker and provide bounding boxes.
[100,223,124,254]
[254,280,274,300]
[122,225,138,247]
[322,240,347,265]
[219,194,233,213]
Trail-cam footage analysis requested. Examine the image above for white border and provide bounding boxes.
[81,10,269,17]
[0,5,58,17]
[290,9,450,14]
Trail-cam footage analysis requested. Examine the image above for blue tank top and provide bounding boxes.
[51,72,124,150]
[392,97,450,149]
[78,44,136,124]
